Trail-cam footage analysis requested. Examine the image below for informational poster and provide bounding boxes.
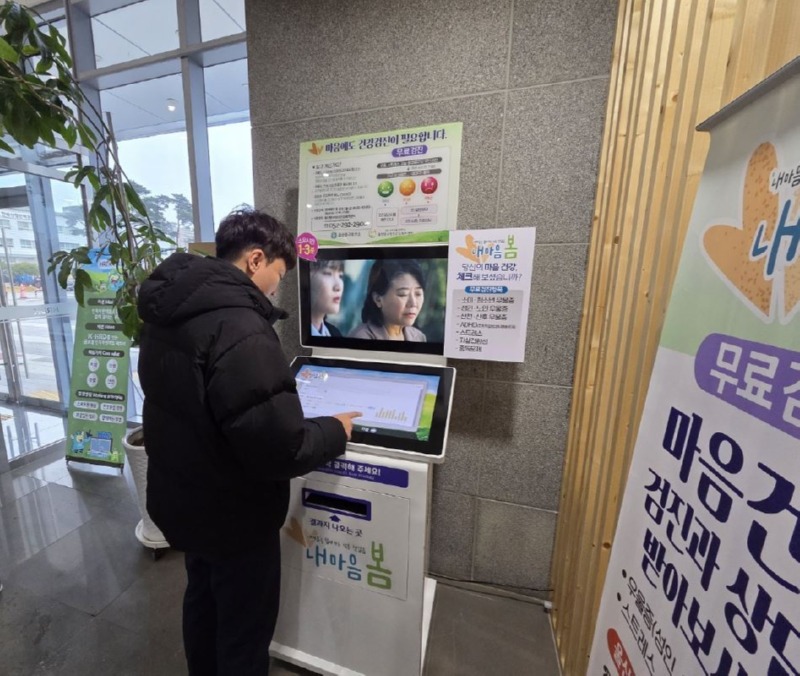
[443,227,535,361]
[65,250,130,468]
[283,474,410,601]
[298,123,462,245]
[588,67,800,674]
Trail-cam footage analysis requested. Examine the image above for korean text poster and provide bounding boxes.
[65,249,130,468]
[298,123,462,245]
[588,67,800,675]
[444,227,535,361]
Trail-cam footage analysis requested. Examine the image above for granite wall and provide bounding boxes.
[246,0,616,593]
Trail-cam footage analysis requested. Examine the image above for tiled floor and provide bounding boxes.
[0,445,560,675]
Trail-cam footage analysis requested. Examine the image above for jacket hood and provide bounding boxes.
[138,253,288,327]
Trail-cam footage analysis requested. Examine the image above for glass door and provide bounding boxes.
[0,156,85,463]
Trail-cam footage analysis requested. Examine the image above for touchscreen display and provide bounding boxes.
[291,356,455,460]
[296,364,440,442]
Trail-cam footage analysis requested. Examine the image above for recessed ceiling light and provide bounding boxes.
[166,98,178,112]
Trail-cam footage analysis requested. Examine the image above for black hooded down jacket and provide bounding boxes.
[137,253,346,555]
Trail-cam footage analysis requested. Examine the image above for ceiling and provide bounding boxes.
[92,0,248,138]
[20,0,248,140]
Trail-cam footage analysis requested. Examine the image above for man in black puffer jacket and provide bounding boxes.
[137,209,360,675]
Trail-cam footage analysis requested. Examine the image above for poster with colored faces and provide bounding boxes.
[65,250,130,468]
[298,123,462,245]
[588,71,800,675]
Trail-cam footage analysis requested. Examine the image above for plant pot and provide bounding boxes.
[123,426,169,551]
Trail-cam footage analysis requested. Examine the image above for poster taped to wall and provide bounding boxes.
[297,123,462,246]
[588,64,800,674]
[443,227,535,361]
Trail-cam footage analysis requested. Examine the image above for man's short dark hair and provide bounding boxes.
[215,208,297,270]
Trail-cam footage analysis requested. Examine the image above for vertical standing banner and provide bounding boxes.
[66,249,130,468]
[443,227,536,361]
[297,123,462,245]
[588,65,800,674]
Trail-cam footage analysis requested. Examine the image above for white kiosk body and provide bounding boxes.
[273,244,455,675]
[272,450,434,676]
[270,350,453,676]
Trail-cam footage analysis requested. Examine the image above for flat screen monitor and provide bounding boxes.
[298,245,448,355]
[291,356,455,462]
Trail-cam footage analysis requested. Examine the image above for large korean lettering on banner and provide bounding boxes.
[588,65,800,675]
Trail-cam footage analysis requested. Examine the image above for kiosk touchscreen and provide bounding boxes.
[291,356,455,462]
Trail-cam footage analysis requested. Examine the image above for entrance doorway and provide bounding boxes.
[0,157,86,465]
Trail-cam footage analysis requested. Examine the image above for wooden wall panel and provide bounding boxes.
[549,1,800,674]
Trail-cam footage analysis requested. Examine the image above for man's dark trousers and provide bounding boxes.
[182,529,281,675]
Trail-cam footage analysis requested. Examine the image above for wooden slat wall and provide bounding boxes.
[550,1,800,674]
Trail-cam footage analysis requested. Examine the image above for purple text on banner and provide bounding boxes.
[695,333,800,441]
[296,232,318,262]
[316,459,409,488]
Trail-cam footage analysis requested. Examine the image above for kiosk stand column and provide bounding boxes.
[275,243,456,675]
[271,355,454,676]
[272,449,437,676]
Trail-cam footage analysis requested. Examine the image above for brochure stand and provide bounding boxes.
[271,350,453,676]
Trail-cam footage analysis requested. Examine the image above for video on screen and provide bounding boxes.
[299,245,448,355]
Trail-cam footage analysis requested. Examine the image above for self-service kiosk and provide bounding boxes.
[270,246,455,676]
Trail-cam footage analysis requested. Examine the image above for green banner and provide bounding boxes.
[65,249,130,467]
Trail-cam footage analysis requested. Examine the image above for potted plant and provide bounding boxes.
[1,1,174,551]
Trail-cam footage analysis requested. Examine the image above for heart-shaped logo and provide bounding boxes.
[456,234,490,263]
[702,142,800,323]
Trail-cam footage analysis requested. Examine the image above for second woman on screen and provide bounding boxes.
[349,259,427,342]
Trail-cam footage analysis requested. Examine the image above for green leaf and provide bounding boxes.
[34,57,52,74]
[90,204,111,231]
[117,302,141,345]
[70,165,92,188]
[86,169,101,191]
[75,268,92,287]
[0,138,13,154]
[74,277,85,305]
[0,36,19,61]
[77,123,96,148]
[47,250,68,273]
[73,247,92,264]
[57,258,71,289]
[62,123,77,147]
[123,182,148,218]
[74,268,93,306]
[90,184,110,211]
[38,123,56,148]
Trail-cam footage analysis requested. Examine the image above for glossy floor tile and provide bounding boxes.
[0,446,560,675]
[0,404,66,463]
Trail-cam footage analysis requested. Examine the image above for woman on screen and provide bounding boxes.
[349,259,427,341]
[310,260,344,337]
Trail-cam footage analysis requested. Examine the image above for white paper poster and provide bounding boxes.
[443,227,535,362]
[588,65,800,676]
[297,123,462,246]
